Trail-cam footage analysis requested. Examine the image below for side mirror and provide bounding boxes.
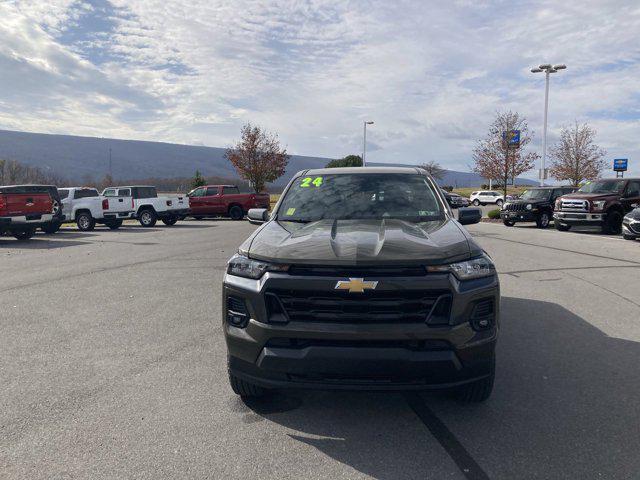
[458,207,482,225]
[248,208,269,224]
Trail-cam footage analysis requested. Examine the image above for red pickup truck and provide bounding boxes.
[0,185,54,240]
[187,185,270,220]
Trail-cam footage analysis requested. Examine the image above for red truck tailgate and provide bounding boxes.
[1,193,53,217]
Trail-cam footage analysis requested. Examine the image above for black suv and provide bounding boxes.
[500,186,576,228]
[223,167,499,402]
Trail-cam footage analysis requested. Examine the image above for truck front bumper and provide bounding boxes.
[554,211,605,226]
[223,271,499,391]
[500,210,538,222]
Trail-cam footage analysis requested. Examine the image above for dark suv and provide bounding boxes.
[500,186,576,228]
[222,167,499,402]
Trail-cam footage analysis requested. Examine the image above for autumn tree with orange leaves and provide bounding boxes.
[225,123,289,193]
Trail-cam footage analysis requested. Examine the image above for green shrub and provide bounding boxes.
[488,208,501,219]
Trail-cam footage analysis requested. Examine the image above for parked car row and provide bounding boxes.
[497,178,640,241]
[1,182,272,241]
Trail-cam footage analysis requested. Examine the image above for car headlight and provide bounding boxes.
[227,253,289,279]
[526,204,532,210]
[592,200,606,211]
[427,253,496,280]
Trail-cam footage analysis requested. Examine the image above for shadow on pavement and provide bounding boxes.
[238,296,640,479]
[0,238,91,249]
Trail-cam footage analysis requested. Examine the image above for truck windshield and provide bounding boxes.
[519,189,550,201]
[278,173,444,223]
[578,180,624,194]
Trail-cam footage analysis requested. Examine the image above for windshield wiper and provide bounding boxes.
[280,218,313,223]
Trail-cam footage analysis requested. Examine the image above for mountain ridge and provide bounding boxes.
[0,129,537,188]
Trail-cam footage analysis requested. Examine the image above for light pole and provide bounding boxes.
[531,63,566,186]
[362,121,374,167]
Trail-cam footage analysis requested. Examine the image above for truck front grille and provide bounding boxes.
[287,265,426,277]
[265,288,451,324]
[503,203,526,212]
[560,199,588,212]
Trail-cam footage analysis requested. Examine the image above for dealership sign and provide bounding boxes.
[613,159,628,172]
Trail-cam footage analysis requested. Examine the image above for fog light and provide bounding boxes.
[227,296,249,328]
[470,299,494,331]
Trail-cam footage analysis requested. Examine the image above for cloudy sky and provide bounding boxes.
[1,0,639,177]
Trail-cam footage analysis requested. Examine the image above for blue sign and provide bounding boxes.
[503,130,520,146]
[614,159,628,172]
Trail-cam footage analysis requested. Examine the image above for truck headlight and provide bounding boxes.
[592,200,606,211]
[427,253,496,280]
[227,253,289,279]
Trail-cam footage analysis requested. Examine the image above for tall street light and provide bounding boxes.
[531,63,566,186]
[362,121,374,167]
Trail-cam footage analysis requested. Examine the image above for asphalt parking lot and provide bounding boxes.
[1,220,639,479]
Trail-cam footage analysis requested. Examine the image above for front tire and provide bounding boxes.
[138,209,157,227]
[496,199,503,207]
[41,221,61,234]
[162,216,178,226]
[555,222,571,232]
[602,211,622,235]
[229,205,244,221]
[106,219,123,230]
[13,227,36,241]
[503,219,515,227]
[536,212,551,229]
[76,212,95,231]
[455,355,495,403]
[623,233,636,241]
[472,199,480,206]
[228,371,265,398]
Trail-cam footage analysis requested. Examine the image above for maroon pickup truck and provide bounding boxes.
[553,178,640,234]
[0,185,54,240]
[187,185,270,220]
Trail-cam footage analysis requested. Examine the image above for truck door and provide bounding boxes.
[622,181,640,213]
[206,186,225,214]
[188,187,206,215]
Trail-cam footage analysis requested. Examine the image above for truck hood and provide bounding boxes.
[560,192,617,201]
[245,218,478,266]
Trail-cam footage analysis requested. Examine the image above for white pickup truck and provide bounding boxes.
[102,186,190,227]
[58,187,133,231]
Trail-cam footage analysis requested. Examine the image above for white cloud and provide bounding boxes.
[0,0,639,176]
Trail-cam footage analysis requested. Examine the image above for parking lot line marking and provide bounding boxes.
[564,272,640,309]
[404,393,490,480]
[472,233,640,266]
[500,264,640,276]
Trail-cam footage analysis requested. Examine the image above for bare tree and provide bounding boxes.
[420,160,446,180]
[472,111,538,197]
[225,123,289,193]
[549,122,606,186]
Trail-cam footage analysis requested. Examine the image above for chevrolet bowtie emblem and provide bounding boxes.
[335,278,378,293]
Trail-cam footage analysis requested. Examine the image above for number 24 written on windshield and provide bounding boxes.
[300,177,323,188]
